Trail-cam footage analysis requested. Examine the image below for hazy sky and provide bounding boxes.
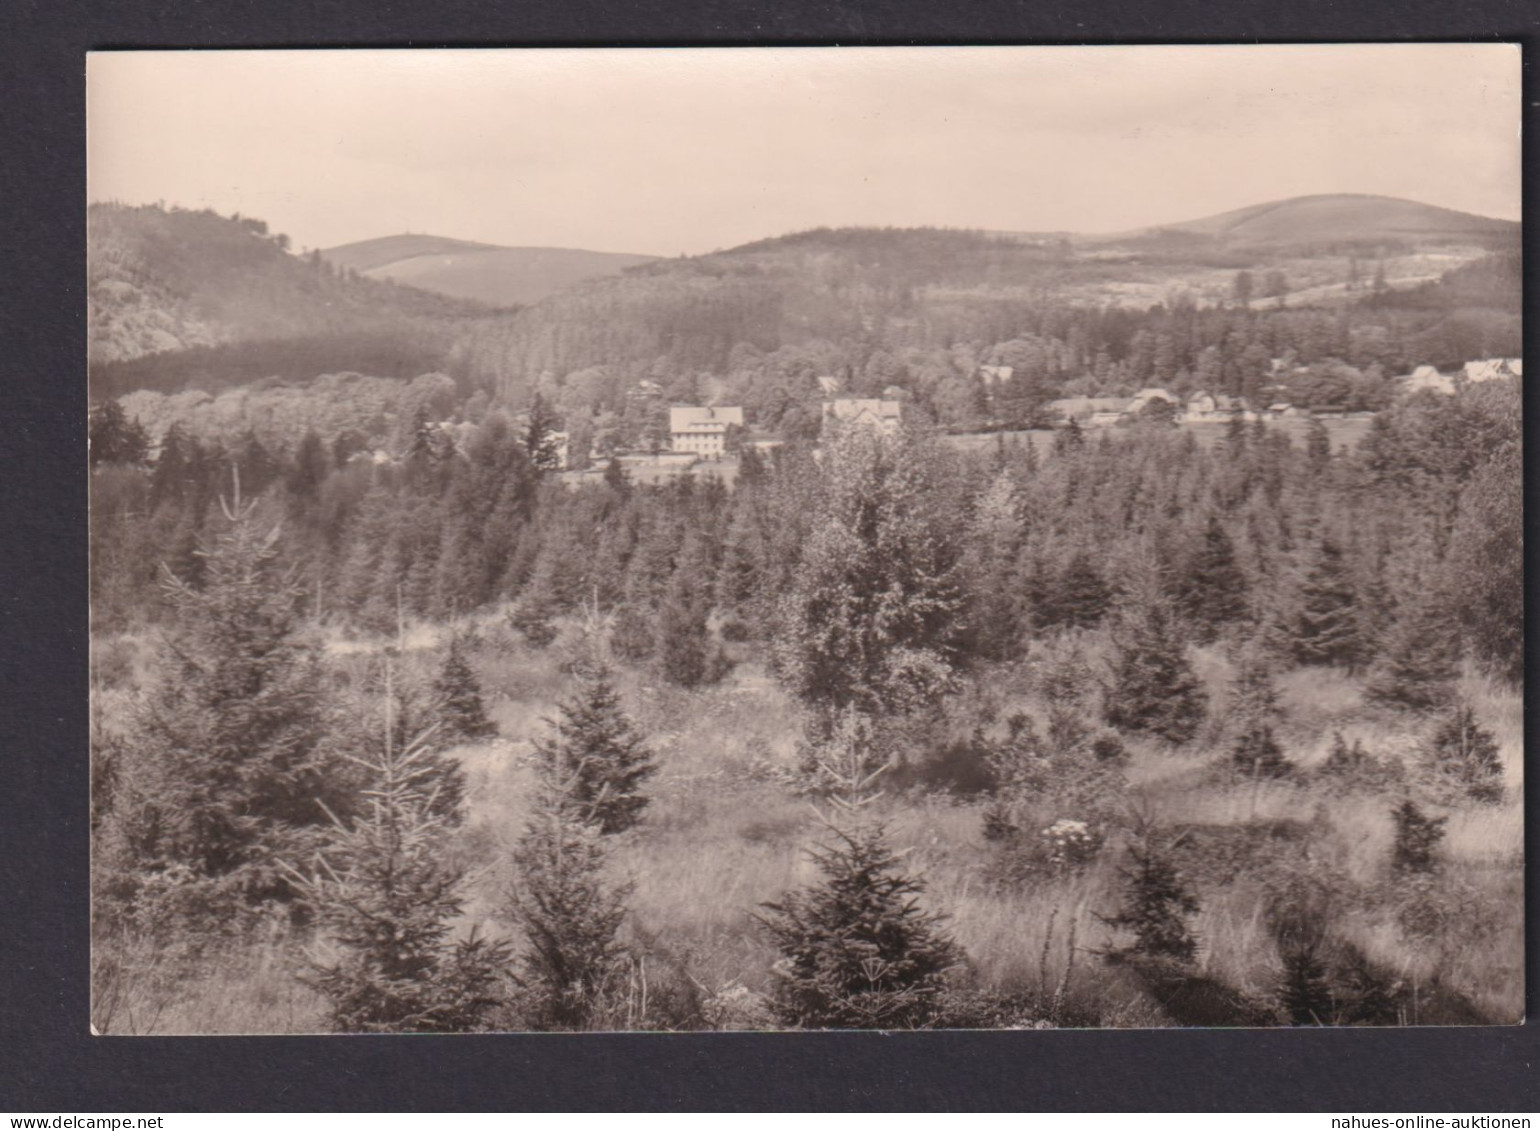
[89,45,1521,257]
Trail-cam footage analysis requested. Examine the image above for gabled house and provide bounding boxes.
[822,398,903,436]
[978,365,1014,386]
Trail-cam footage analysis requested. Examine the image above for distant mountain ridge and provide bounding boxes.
[319,234,659,307]
[1110,193,1518,249]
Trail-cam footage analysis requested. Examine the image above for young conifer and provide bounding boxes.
[505,772,631,1031]
[288,681,510,1033]
[1427,703,1504,803]
[534,669,655,835]
[1291,537,1364,671]
[114,475,339,914]
[1391,799,1447,874]
[433,637,498,745]
[1179,516,1249,643]
[758,709,963,1029]
[1100,836,1201,962]
[1104,598,1208,745]
[1363,595,1459,713]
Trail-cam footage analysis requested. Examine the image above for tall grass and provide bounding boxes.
[91,624,1524,1031]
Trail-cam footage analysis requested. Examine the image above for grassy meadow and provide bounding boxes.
[91,607,1523,1034]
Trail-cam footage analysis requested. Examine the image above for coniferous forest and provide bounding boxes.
[89,202,1522,1033]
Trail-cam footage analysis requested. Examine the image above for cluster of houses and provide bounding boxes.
[527,354,1528,482]
[1400,358,1522,396]
[1045,388,1299,428]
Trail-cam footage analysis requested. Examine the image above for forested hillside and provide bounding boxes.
[454,222,1518,438]
[88,204,497,397]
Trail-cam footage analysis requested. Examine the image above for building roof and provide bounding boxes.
[823,398,902,422]
[670,405,744,433]
[1048,396,1131,419]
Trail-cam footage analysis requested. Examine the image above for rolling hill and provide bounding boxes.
[87,204,501,398]
[319,234,658,307]
[1116,193,1518,250]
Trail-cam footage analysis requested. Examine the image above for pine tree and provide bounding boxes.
[1391,800,1446,874]
[286,696,509,1033]
[534,670,655,835]
[1041,548,1112,632]
[113,480,339,913]
[758,714,963,1029]
[657,533,725,688]
[1305,418,1332,473]
[1363,594,1459,712]
[1427,703,1503,803]
[1104,600,1208,745]
[1228,648,1291,778]
[433,637,497,744]
[1100,839,1200,962]
[524,393,564,471]
[1277,942,1337,1025]
[505,774,631,1031]
[1291,538,1364,671]
[89,400,150,468]
[1179,516,1249,643]
[772,427,962,723]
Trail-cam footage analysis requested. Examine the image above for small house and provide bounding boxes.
[822,398,903,436]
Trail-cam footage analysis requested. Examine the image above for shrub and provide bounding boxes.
[508,600,558,649]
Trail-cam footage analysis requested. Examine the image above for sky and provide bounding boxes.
[88,45,1521,258]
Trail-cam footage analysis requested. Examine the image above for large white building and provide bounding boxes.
[669,405,744,458]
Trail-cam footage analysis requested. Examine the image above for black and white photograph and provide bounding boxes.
[86,44,1522,1036]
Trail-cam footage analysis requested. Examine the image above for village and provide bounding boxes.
[502,354,1525,484]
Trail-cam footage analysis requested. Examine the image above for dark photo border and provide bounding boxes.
[3,0,1535,1112]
